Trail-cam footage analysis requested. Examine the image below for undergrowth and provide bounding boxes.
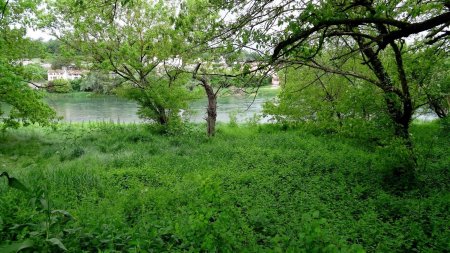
[0,121,448,252]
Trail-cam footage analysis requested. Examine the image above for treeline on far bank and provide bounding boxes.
[46,72,120,94]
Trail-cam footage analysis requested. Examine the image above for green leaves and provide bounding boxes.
[1,123,449,251]
[6,177,29,192]
[1,184,74,252]
[46,238,68,251]
[0,172,29,192]
[0,239,34,253]
[48,0,194,127]
[0,0,56,129]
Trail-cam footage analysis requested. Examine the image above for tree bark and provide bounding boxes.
[353,35,412,141]
[428,95,449,118]
[157,111,168,125]
[193,63,218,137]
[205,84,217,137]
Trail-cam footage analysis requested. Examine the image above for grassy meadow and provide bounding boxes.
[0,122,448,252]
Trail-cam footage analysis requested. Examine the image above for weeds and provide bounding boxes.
[0,173,73,252]
[0,122,448,252]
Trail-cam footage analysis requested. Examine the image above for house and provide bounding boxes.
[48,67,88,81]
[271,73,280,87]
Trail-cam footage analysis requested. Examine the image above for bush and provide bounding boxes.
[79,72,118,94]
[228,111,238,127]
[22,64,48,82]
[116,75,189,127]
[70,78,82,91]
[47,79,72,93]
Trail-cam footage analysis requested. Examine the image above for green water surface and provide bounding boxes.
[45,87,280,123]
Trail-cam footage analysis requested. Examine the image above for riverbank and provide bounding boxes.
[0,122,448,252]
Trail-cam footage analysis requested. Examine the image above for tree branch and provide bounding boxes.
[282,59,380,86]
[272,17,411,60]
[272,11,450,60]
[0,0,9,21]
[378,11,450,50]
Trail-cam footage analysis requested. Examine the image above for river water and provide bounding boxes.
[45,88,279,123]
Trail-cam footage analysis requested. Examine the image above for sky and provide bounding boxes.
[26,28,54,41]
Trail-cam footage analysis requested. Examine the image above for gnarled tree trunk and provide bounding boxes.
[353,35,413,143]
[205,84,217,136]
[193,63,218,137]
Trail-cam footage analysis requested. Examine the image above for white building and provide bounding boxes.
[48,67,87,81]
[271,73,280,87]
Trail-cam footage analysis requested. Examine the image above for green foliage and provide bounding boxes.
[0,172,29,192]
[228,111,238,127]
[0,239,34,253]
[70,78,82,91]
[216,0,449,141]
[78,71,118,94]
[48,41,86,70]
[0,172,72,252]
[0,63,56,129]
[116,73,190,127]
[22,63,48,82]
[210,74,271,90]
[403,46,449,118]
[47,79,72,93]
[47,0,198,127]
[0,122,448,252]
[0,0,56,129]
[44,39,63,55]
[50,57,74,70]
[264,65,390,140]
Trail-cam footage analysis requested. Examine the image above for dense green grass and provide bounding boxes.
[0,122,448,252]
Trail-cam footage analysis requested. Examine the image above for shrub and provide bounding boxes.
[47,79,72,93]
[79,72,117,94]
[70,78,82,91]
[22,64,48,82]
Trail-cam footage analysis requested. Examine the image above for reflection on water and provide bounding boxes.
[46,94,140,123]
[46,88,279,123]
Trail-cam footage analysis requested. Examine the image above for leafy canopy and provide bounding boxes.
[0,0,56,128]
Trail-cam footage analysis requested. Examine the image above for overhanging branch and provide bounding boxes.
[272,11,450,60]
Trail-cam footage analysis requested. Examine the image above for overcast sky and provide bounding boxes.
[26,28,54,41]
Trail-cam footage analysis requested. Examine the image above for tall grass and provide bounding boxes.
[0,121,448,252]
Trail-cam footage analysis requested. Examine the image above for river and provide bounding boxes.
[45,87,280,123]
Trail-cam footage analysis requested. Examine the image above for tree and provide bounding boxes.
[213,0,450,142]
[171,0,228,136]
[403,46,449,118]
[50,57,73,70]
[78,71,118,94]
[264,62,386,129]
[47,79,72,93]
[0,0,56,129]
[22,63,48,82]
[192,64,269,136]
[176,0,273,136]
[45,39,62,55]
[47,0,191,127]
[192,63,221,137]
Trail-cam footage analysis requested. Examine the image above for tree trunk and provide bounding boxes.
[353,7,414,142]
[193,63,218,137]
[353,35,413,142]
[429,96,449,118]
[158,114,168,125]
[204,84,217,137]
[156,105,168,125]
